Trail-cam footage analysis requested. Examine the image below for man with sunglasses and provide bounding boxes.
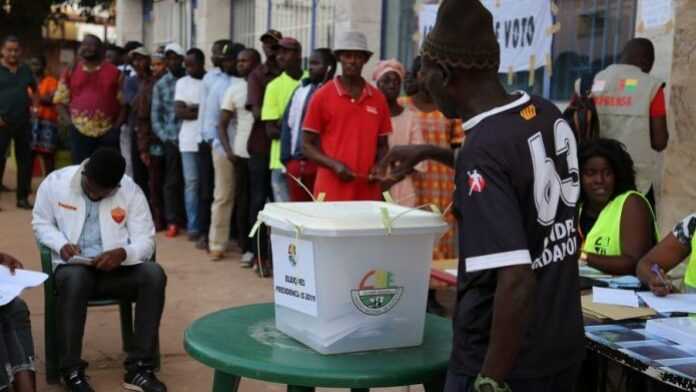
[32,148,167,392]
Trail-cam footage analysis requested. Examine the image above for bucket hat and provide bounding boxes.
[334,31,373,57]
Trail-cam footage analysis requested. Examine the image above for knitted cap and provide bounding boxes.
[421,0,500,71]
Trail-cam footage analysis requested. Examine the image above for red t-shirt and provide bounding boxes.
[303,78,392,201]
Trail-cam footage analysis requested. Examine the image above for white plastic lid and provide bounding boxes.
[259,201,448,237]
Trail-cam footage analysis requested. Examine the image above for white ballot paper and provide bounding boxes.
[0,266,49,306]
[592,286,640,308]
[637,292,696,314]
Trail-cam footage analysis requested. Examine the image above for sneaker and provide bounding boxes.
[63,370,95,392]
[123,368,167,392]
[210,250,225,261]
[241,251,254,263]
[195,237,208,250]
[165,225,179,238]
[16,199,33,209]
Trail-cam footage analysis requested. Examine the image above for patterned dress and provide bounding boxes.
[400,96,463,260]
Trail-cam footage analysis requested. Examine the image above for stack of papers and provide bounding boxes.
[593,287,640,308]
[646,318,696,346]
[637,292,696,313]
[0,266,48,306]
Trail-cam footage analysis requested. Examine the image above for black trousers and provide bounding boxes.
[163,141,185,226]
[198,141,215,237]
[0,121,32,201]
[70,126,120,165]
[248,154,271,258]
[131,127,149,199]
[234,157,251,253]
[54,263,167,373]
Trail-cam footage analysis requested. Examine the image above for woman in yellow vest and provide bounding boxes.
[637,214,696,295]
[578,138,657,275]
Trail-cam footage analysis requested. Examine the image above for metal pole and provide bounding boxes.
[267,0,272,30]
[310,0,317,50]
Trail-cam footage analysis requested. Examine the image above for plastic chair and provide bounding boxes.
[39,244,160,384]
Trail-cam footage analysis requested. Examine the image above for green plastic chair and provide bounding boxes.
[39,244,160,384]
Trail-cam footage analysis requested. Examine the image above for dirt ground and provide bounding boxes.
[0,171,451,391]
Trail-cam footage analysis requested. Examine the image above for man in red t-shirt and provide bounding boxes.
[302,31,391,201]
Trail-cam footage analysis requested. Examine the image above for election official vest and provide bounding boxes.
[593,64,663,194]
[684,235,696,289]
[582,191,657,256]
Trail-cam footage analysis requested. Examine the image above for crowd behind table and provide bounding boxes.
[0,2,691,390]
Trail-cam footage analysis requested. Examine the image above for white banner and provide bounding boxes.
[418,0,554,73]
[640,0,673,30]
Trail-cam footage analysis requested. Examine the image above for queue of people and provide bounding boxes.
[0,0,694,390]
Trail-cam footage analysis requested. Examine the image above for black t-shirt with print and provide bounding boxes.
[451,94,585,379]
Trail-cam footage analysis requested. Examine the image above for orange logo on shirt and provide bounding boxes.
[520,105,536,120]
[111,207,126,224]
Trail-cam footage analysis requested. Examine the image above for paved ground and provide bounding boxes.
[0,171,451,391]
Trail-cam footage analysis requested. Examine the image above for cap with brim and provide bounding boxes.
[164,43,185,57]
[130,47,151,57]
[260,29,282,43]
[277,37,301,51]
[421,0,500,70]
[333,31,373,57]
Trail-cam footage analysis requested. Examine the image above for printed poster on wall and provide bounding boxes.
[418,0,554,73]
[271,234,318,317]
[641,0,673,30]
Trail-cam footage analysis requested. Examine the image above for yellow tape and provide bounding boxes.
[383,191,394,204]
[545,54,552,77]
[528,55,536,87]
[551,2,559,15]
[429,204,441,214]
[380,207,393,235]
[249,219,262,238]
[546,22,561,36]
[507,66,514,85]
[316,193,326,202]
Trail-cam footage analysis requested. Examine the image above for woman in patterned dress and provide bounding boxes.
[400,56,463,260]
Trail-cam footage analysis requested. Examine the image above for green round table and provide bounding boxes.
[184,303,452,392]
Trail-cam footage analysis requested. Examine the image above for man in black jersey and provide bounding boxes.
[375,1,585,391]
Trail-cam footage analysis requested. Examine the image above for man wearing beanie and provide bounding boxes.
[376,1,584,390]
[32,148,168,392]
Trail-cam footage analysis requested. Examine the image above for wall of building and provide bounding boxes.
[116,0,143,45]
[195,0,232,61]
[657,0,696,233]
[334,0,383,77]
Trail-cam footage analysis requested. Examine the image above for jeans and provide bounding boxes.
[444,364,581,392]
[181,151,200,234]
[271,168,289,202]
[54,263,167,373]
[0,121,32,201]
[147,154,166,229]
[70,126,120,164]
[162,142,185,226]
[248,154,271,258]
[234,158,251,253]
[0,298,35,389]
[198,141,215,238]
[209,150,235,252]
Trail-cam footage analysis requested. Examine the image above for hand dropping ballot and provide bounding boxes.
[0,266,48,306]
[258,201,447,354]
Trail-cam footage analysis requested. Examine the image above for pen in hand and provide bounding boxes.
[650,264,672,296]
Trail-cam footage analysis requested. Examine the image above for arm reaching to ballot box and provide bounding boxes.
[371,144,455,184]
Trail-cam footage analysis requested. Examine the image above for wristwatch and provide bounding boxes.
[579,251,589,266]
[473,374,512,392]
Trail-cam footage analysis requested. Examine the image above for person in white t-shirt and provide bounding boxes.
[174,48,205,240]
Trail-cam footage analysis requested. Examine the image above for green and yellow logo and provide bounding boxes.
[288,243,297,267]
[351,270,403,316]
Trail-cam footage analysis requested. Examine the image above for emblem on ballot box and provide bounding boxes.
[288,243,297,267]
[351,270,403,316]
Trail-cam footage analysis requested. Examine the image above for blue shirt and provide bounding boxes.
[77,196,103,258]
[151,71,181,142]
[200,68,229,142]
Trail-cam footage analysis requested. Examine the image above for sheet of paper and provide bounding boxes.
[593,287,640,308]
[445,269,458,277]
[579,265,612,279]
[0,266,49,306]
[637,292,696,313]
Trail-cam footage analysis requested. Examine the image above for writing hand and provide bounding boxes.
[649,264,672,297]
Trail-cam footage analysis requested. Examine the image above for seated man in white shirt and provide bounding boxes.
[31,148,167,392]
